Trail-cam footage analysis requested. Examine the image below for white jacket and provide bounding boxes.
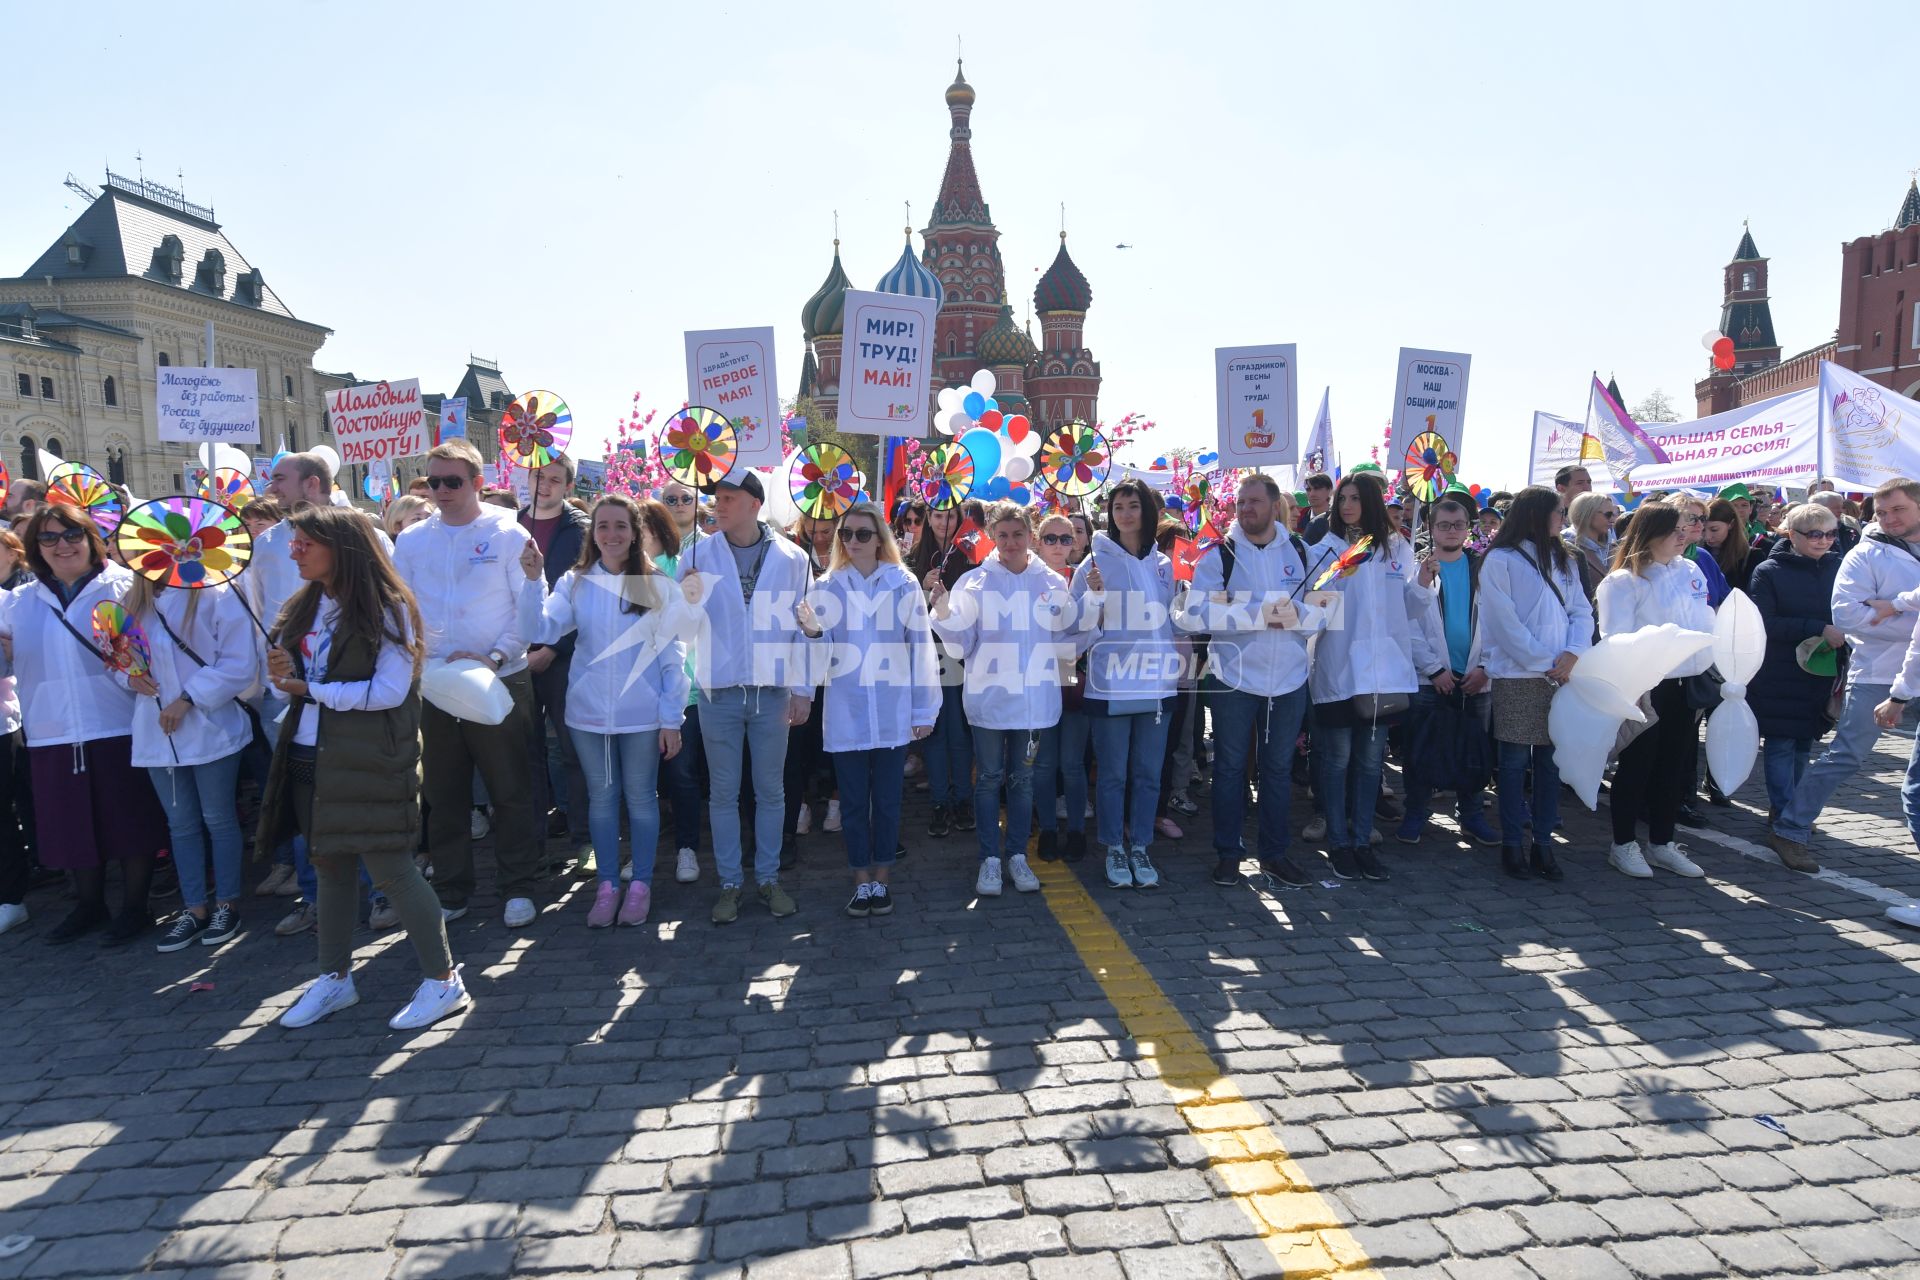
[250,515,393,633]
[1172,522,1327,697]
[676,524,813,698]
[1073,532,1180,704]
[931,550,1085,731]
[1307,532,1440,703]
[521,565,690,735]
[1837,531,1920,687]
[121,585,258,768]
[0,563,140,747]
[393,506,531,677]
[1596,557,1716,677]
[1477,545,1592,678]
[806,561,941,752]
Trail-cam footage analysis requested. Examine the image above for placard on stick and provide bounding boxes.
[1214,344,1299,467]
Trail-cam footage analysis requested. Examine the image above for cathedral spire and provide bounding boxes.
[931,59,988,228]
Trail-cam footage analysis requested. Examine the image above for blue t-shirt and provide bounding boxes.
[1437,556,1472,674]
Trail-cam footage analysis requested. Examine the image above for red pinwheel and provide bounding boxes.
[1314,534,1375,589]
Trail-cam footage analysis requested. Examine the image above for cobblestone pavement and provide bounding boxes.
[1,730,1918,1280]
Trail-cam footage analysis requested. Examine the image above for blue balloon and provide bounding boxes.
[1009,484,1031,505]
[982,398,1000,418]
[984,476,1011,499]
[963,391,987,418]
[959,428,1001,484]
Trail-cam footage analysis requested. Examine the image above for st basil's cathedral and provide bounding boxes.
[796,62,1102,433]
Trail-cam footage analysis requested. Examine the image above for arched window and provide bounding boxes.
[948,337,956,357]
[46,437,63,458]
[284,374,294,397]
[106,447,126,486]
[288,418,301,451]
[157,352,171,367]
[1740,269,1755,291]
[20,437,37,481]
[103,376,117,407]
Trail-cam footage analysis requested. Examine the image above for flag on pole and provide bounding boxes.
[1585,374,1667,487]
[1302,389,1333,476]
[882,437,910,514]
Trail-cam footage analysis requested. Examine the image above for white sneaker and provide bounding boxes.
[388,964,470,1030]
[1056,799,1068,820]
[975,857,1003,897]
[440,905,467,922]
[503,897,536,928]
[470,807,490,840]
[1646,842,1704,878]
[619,856,634,883]
[1303,816,1328,842]
[676,848,699,883]
[1609,841,1654,878]
[281,973,358,1029]
[1887,902,1920,929]
[1105,847,1135,889]
[1008,854,1041,893]
[795,805,813,835]
[0,902,26,935]
[823,799,842,833]
[1128,847,1160,889]
[1368,828,1382,847]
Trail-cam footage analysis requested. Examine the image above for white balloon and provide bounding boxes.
[940,409,970,436]
[970,369,997,398]
[1011,429,1042,457]
[1005,456,1033,483]
[310,445,342,481]
[937,387,963,413]
[760,460,798,529]
[1706,589,1766,794]
[1552,623,1717,809]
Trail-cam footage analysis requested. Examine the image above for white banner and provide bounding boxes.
[836,290,939,436]
[685,326,781,467]
[1819,362,1920,489]
[1214,344,1299,468]
[1621,388,1821,491]
[326,379,428,465]
[1527,411,1586,485]
[154,367,259,443]
[1389,347,1472,465]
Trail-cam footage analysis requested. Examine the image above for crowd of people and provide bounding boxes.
[1,442,1916,1034]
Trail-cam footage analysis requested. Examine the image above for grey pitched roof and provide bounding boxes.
[0,302,138,340]
[10,181,303,321]
[452,359,513,413]
[1733,228,1761,261]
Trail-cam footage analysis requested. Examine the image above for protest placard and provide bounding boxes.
[154,367,259,444]
[326,379,427,465]
[1214,345,1299,467]
[439,396,468,441]
[836,290,939,436]
[685,328,781,466]
[1389,348,1472,462]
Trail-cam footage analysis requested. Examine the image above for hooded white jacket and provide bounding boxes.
[393,505,530,677]
[1172,522,1328,697]
[1073,531,1180,705]
[930,550,1085,731]
[0,563,139,747]
[1307,532,1441,703]
[805,561,941,752]
[676,523,813,698]
[120,584,259,768]
[1596,556,1716,677]
[1836,530,1920,687]
[1477,544,1592,678]
[520,565,691,735]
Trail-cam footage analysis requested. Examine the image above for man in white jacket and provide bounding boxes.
[1771,477,1920,872]
[394,440,541,927]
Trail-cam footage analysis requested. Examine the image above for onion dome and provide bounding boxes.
[1034,234,1091,313]
[945,59,974,109]
[874,232,944,307]
[977,298,1036,365]
[801,241,851,340]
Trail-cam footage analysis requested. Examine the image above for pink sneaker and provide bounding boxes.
[617,881,651,927]
[586,882,619,928]
[1156,816,1184,839]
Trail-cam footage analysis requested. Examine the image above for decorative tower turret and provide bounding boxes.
[922,60,1006,390]
[1027,232,1101,430]
[1695,225,1781,415]
[800,240,851,417]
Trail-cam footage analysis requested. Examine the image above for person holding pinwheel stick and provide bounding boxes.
[0,503,166,944]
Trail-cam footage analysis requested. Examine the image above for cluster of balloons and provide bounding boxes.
[936,369,1042,504]
[1700,329,1737,372]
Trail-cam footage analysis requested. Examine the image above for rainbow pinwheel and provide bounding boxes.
[791,442,863,520]
[116,497,251,589]
[0,456,9,513]
[498,390,573,468]
[201,467,255,505]
[1038,422,1110,496]
[915,442,975,511]
[660,407,738,491]
[90,601,151,679]
[1314,534,1375,589]
[1403,431,1458,502]
[46,464,124,537]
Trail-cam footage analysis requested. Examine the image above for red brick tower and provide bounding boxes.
[1836,180,1920,398]
[922,61,1006,389]
[1695,225,1783,415]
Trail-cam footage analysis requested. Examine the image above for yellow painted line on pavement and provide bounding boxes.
[1033,858,1380,1277]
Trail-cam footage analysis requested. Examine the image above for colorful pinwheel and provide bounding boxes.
[46,464,124,538]
[201,467,255,505]
[0,456,9,513]
[915,442,975,511]
[498,390,574,468]
[1037,422,1110,496]
[116,497,252,589]
[1314,534,1375,589]
[791,442,863,521]
[1403,431,1457,502]
[660,407,738,491]
[90,601,151,679]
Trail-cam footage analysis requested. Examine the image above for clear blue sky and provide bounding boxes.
[5,0,1912,487]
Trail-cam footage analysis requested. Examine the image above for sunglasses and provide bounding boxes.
[1798,529,1838,541]
[426,475,466,491]
[661,494,695,506]
[1040,533,1074,546]
[900,515,925,526]
[837,526,878,544]
[37,527,89,546]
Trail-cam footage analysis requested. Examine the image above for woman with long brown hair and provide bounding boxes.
[261,506,465,1031]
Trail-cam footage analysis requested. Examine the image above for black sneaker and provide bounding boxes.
[1353,846,1391,882]
[46,905,108,945]
[928,804,951,838]
[1258,856,1312,888]
[1211,858,1241,887]
[845,884,873,918]
[1375,791,1404,821]
[156,911,207,953]
[1326,848,1362,881]
[867,883,894,915]
[1037,829,1059,862]
[893,846,909,863]
[953,805,976,833]
[102,911,154,947]
[202,903,241,946]
[1063,830,1087,863]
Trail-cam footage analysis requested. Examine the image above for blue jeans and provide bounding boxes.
[1403,685,1490,819]
[1032,708,1090,835]
[1089,703,1172,852]
[572,728,664,886]
[1762,737,1812,814]
[1496,741,1559,850]
[701,687,790,886]
[1776,682,1893,843]
[832,746,906,870]
[148,752,246,907]
[926,680,973,808]
[1208,686,1309,862]
[659,703,703,852]
[972,727,1034,863]
[1314,717,1389,850]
